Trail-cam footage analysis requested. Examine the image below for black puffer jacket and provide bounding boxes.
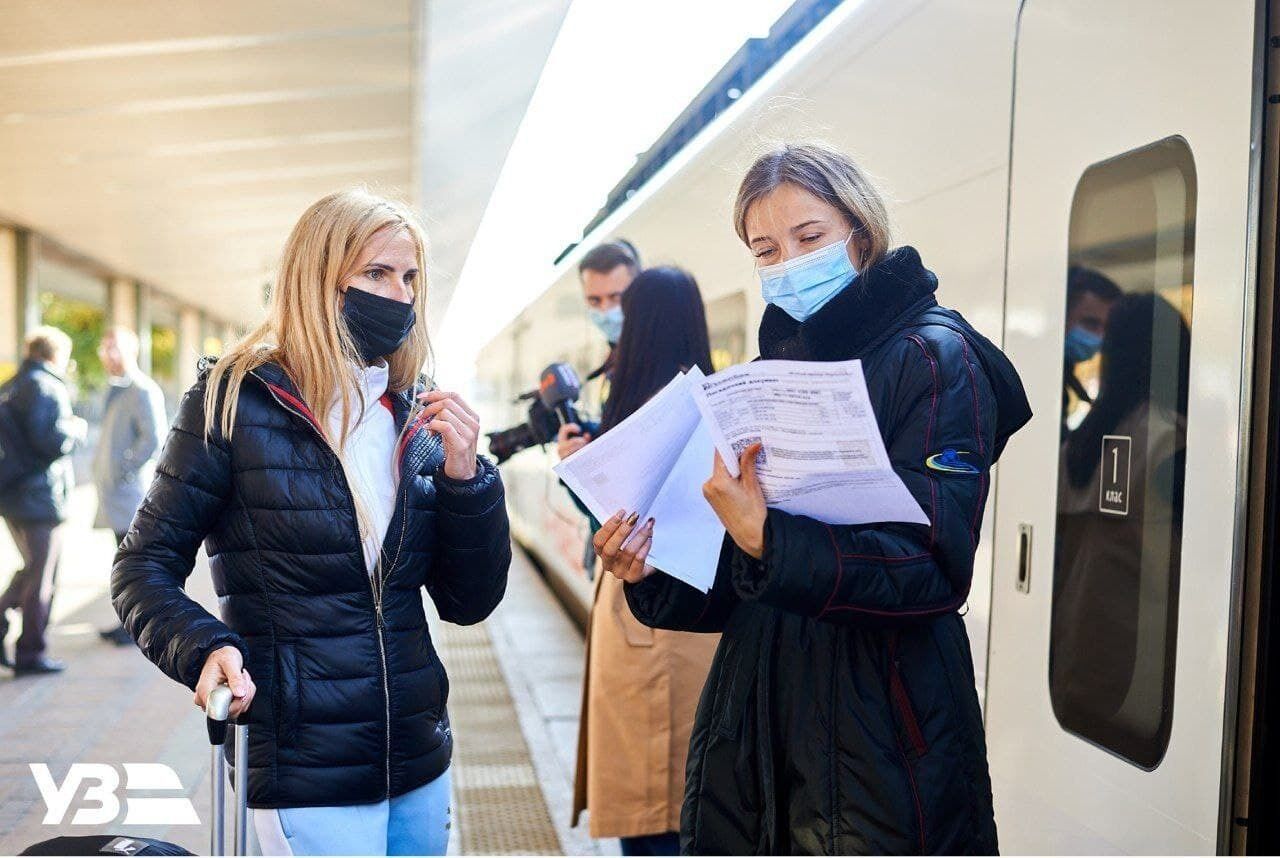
[626,247,1030,854]
[0,359,81,524]
[111,360,511,808]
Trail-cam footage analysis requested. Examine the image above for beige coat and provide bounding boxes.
[572,570,719,839]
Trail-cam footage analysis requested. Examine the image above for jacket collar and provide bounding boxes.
[246,359,442,472]
[758,245,939,362]
[21,357,64,382]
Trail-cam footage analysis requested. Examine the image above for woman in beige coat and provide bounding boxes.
[557,266,719,855]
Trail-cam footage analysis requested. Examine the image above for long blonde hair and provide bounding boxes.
[204,188,431,448]
[733,142,892,271]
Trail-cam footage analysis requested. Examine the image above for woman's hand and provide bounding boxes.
[556,422,591,460]
[703,442,767,559]
[418,390,480,480]
[593,511,656,583]
[194,645,255,720]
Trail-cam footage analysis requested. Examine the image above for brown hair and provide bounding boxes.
[25,326,73,365]
[578,239,641,278]
[733,142,891,270]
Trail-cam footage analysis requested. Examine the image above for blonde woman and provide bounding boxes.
[597,144,1031,854]
[111,189,511,856]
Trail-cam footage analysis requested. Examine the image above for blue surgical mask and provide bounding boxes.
[588,305,624,343]
[1064,325,1103,364]
[758,232,857,322]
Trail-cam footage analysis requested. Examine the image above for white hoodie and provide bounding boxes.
[325,361,398,575]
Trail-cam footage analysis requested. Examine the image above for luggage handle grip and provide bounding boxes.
[205,683,234,746]
[204,683,248,855]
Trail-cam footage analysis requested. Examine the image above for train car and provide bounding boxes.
[474,0,1280,852]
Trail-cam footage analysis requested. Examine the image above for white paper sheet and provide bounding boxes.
[554,368,724,592]
[690,359,929,527]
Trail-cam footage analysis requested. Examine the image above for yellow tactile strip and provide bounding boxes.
[438,622,562,855]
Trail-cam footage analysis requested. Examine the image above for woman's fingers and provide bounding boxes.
[419,389,480,423]
[430,407,476,444]
[592,511,625,554]
[427,418,463,448]
[421,398,479,435]
[620,519,655,582]
[228,669,256,719]
[600,512,640,565]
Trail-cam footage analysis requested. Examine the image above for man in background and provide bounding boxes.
[579,238,641,359]
[93,326,166,646]
[0,327,87,675]
[557,239,641,460]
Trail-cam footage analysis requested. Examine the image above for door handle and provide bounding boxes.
[1016,523,1033,593]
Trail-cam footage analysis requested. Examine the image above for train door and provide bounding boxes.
[983,0,1260,853]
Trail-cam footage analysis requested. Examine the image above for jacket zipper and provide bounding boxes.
[887,632,927,853]
[254,374,403,799]
[385,409,431,580]
[889,658,928,757]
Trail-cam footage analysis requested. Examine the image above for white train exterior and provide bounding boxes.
[474,0,1273,852]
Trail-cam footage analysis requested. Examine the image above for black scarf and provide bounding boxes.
[758,245,939,362]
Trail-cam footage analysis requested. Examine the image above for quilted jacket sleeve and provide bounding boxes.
[730,328,997,623]
[624,536,741,633]
[110,376,247,690]
[428,455,511,625]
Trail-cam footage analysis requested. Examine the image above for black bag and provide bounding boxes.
[19,835,192,856]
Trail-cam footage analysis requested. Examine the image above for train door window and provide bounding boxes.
[1050,136,1195,769]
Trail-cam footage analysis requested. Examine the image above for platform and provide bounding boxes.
[0,493,605,855]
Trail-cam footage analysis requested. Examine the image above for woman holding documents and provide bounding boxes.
[596,143,1032,855]
[111,189,511,855]
[560,266,721,856]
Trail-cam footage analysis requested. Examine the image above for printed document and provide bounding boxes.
[554,360,928,593]
[689,360,929,527]
[554,369,723,592]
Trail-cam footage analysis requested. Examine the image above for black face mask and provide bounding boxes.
[341,287,416,364]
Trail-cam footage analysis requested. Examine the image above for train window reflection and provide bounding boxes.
[1050,136,1195,769]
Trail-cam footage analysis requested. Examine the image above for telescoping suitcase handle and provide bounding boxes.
[205,684,248,856]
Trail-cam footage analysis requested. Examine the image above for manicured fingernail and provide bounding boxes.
[646,518,655,529]
[614,510,625,520]
[626,511,639,525]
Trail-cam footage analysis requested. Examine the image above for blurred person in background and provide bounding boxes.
[111,188,511,856]
[93,326,167,646]
[0,326,88,675]
[562,266,720,857]
[597,143,1032,854]
[555,239,642,461]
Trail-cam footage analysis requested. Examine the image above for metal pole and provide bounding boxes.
[211,748,225,857]
[205,685,233,857]
[233,723,248,856]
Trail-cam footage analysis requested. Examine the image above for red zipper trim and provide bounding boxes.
[887,635,928,756]
[888,633,927,852]
[265,383,323,434]
[890,663,929,757]
[896,736,928,854]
